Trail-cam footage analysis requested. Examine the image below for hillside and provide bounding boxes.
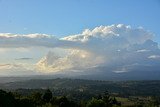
[1,78,160,97]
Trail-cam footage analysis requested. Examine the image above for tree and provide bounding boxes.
[42,89,52,103]
[58,96,70,107]
[30,92,43,105]
[102,91,113,107]
[151,96,160,107]
[0,90,16,107]
[17,98,34,107]
[111,97,121,106]
[86,98,105,107]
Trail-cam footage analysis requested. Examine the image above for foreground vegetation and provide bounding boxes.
[0,89,121,107]
[0,78,160,107]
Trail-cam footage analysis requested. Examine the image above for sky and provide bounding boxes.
[0,0,160,41]
[0,0,160,76]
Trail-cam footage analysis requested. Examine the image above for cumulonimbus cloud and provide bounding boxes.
[36,24,160,73]
[0,24,160,74]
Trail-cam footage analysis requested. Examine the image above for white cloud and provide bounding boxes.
[0,33,58,48]
[136,49,150,53]
[36,24,160,73]
[62,24,152,44]
[0,24,160,75]
[36,50,104,73]
[148,55,160,59]
[0,63,22,70]
[0,63,37,76]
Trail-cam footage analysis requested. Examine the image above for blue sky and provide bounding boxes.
[0,0,160,42]
[0,0,160,75]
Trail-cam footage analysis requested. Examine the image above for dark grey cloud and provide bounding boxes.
[15,57,33,60]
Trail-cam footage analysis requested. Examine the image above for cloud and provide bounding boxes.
[62,24,152,44]
[36,24,160,73]
[0,63,22,70]
[136,49,150,53]
[15,57,33,60]
[0,24,160,75]
[0,33,59,48]
[148,55,160,59]
[62,24,153,52]
[36,50,104,73]
[0,63,37,76]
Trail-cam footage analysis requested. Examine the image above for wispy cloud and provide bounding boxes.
[148,55,160,59]
[15,57,33,60]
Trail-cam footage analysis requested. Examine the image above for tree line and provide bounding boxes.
[0,89,160,107]
[0,89,121,107]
